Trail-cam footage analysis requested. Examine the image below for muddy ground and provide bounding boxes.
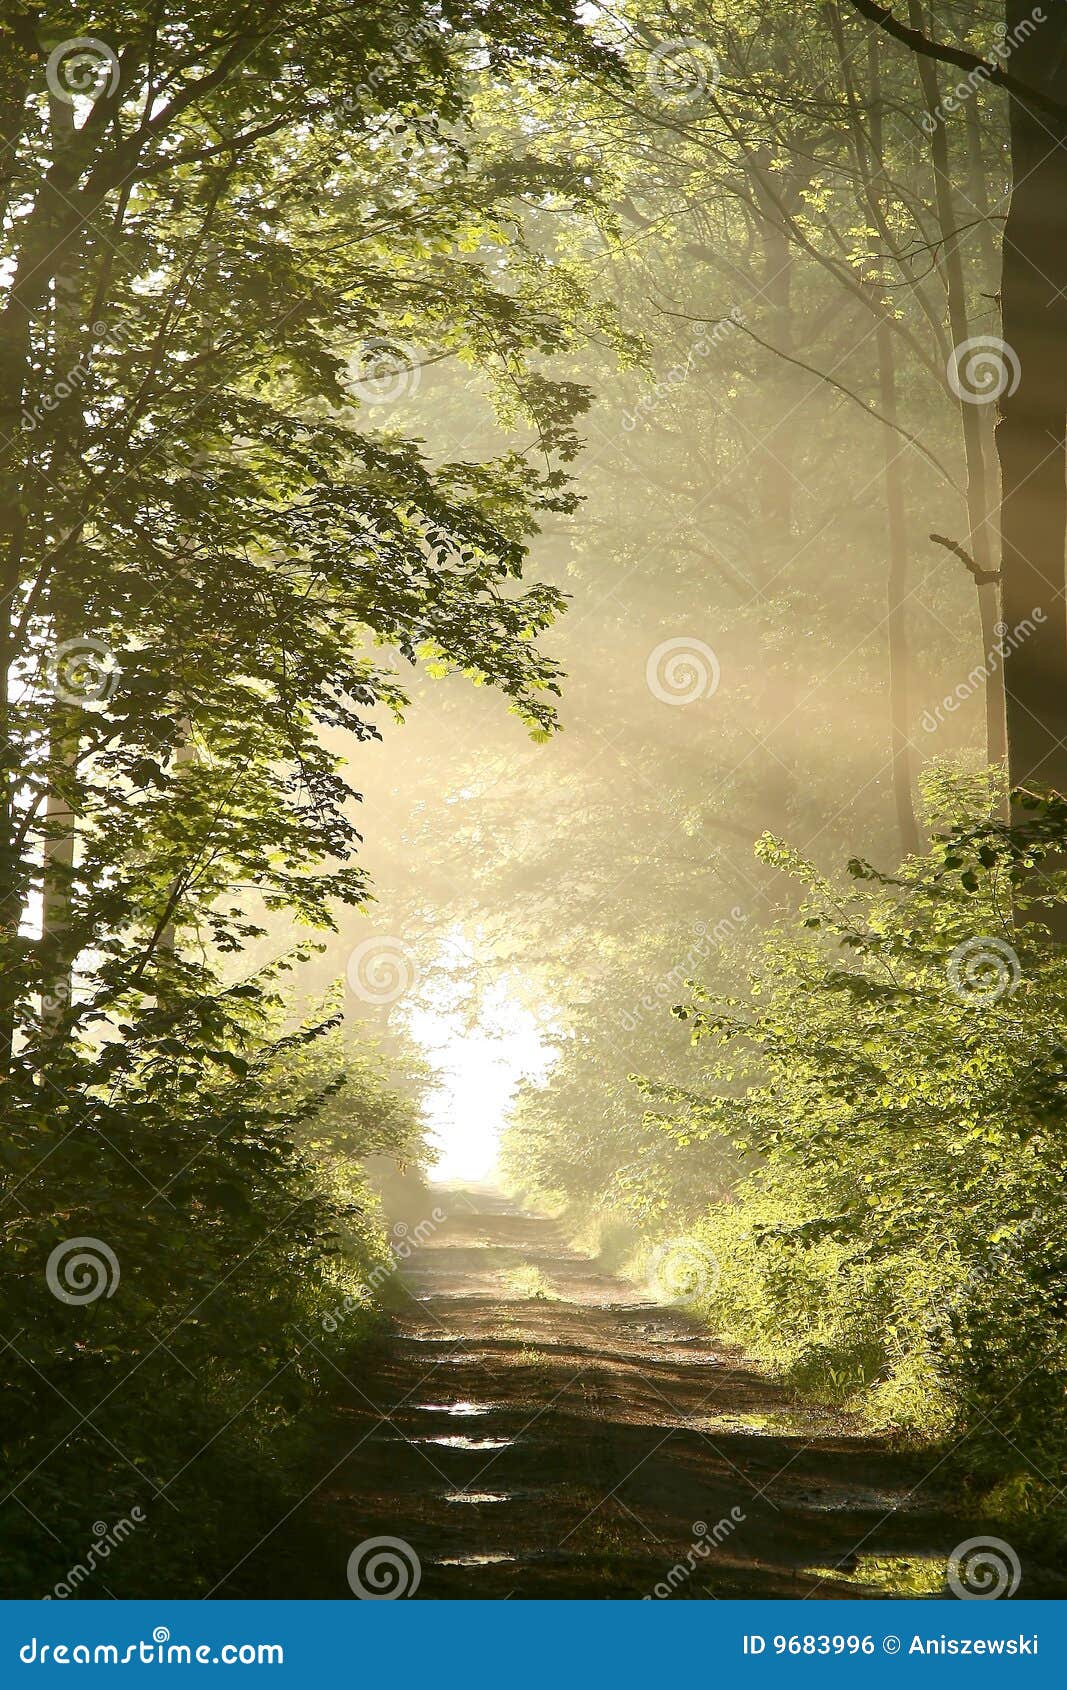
[221,1188,1058,1599]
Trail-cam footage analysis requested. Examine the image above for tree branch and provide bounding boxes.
[655,302,960,491]
[930,532,1001,585]
[844,0,1067,120]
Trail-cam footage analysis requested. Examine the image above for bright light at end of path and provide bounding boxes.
[404,974,554,1184]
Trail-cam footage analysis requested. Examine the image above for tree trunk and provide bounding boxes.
[876,321,921,858]
[39,97,83,1043]
[830,10,920,856]
[908,0,1007,780]
[996,1,1067,805]
[749,161,802,851]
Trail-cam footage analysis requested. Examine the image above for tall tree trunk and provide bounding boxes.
[39,97,82,1042]
[908,0,1007,781]
[876,321,921,857]
[830,9,920,855]
[749,159,802,850]
[996,2,1067,806]
[963,85,1001,306]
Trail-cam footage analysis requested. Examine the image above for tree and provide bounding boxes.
[0,2,611,1083]
[848,0,1067,809]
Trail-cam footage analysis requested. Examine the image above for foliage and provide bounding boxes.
[634,773,1067,1535]
[0,1,618,1069]
[0,0,609,1597]
[0,978,424,1596]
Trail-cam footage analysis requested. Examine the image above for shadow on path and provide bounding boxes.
[226,1187,1037,1600]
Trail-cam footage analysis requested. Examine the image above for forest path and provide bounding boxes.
[235,1187,978,1599]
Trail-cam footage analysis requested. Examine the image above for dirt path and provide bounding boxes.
[232,1188,991,1599]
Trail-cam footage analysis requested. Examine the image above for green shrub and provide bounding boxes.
[635,774,1067,1503]
[0,985,423,1596]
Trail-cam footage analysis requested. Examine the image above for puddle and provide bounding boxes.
[791,1486,919,1514]
[412,1402,495,1417]
[699,1412,797,1438]
[415,1434,514,1450]
[436,1553,515,1566]
[802,1554,945,1596]
[443,1491,512,1504]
